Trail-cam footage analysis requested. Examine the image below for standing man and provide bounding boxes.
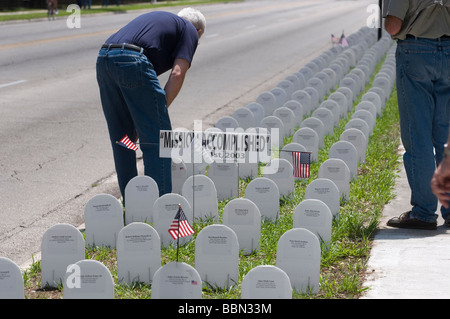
[96,8,206,201]
[383,1,450,230]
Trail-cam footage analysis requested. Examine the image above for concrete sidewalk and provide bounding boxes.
[362,145,450,299]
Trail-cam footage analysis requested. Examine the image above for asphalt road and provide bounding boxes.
[0,0,377,266]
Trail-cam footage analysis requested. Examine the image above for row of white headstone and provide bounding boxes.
[0,28,396,300]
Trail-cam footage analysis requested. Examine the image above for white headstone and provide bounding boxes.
[63,259,114,299]
[181,174,219,222]
[293,71,307,89]
[320,100,340,126]
[291,89,312,115]
[0,257,24,299]
[245,102,265,127]
[373,76,392,100]
[316,71,332,94]
[318,158,351,201]
[276,228,321,294]
[153,193,193,248]
[116,222,161,285]
[339,77,358,102]
[352,109,375,134]
[283,100,305,128]
[322,67,337,90]
[298,67,314,82]
[368,87,386,108]
[285,74,301,92]
[257,92,278,116]
[328,62,344,83]
[222,198,261,255]
[312,107,334,135]
[305,178,340,217]
[293,199,332,245]
[245,177,280,222]
[241,265,292,299]
[328,91,348,119]
[124,175,159,224]
[151,262,202,299]
[41,223,85,288]
[345,118,370,140]
[208,162,239,201]
[306,78,325,102]
[335,87,353,113]
[340,128,367,163]
[260,116,284,148]
[84,194,124,249]
[273,107,296,137]
[361,92,382,117]
[356,101,377,121]
[263,158,295,198]
[292,127,319,162]
[347,71,364,94]
[195,224,239,289]
[300,117,325,148]
[303,86,320,110]
[271,87,288,107]
[232,107,255,130]
[329,140,359,180]
[216,116,239,132]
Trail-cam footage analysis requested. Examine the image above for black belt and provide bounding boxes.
[405,35,450,40]
[101,43,145,54]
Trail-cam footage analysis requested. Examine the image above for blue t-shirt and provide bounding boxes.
[106,11,199,75]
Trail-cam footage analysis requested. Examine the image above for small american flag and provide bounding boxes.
[168,205,195,240]
[117,135,138,151]
[292,151,311,178]
[339,32,349,47]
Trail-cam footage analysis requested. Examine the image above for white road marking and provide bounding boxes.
[0,80,28,89]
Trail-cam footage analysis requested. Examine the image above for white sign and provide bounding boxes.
[159,129,272,164]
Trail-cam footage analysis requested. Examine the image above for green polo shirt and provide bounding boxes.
[383,0,450,40]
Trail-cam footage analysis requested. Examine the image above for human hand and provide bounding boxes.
[431,156,450,208]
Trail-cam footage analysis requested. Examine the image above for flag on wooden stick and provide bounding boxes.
[292,151,311,178]
[168,204,195,240]
[117,135,138,151]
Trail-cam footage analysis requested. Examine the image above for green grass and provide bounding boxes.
[22,51,402,299]
[0,0,241,22]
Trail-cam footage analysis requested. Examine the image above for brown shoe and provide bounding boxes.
[386,211,437,230]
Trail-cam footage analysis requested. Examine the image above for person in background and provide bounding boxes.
[96,8,205,203]
[383,0,450,230]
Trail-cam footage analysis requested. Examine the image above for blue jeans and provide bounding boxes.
[96,46,172,201]
[396,37,450,223]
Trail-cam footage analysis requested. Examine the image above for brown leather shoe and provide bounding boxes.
[386,211,437,230]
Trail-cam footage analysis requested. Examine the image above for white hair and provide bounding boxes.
[178,7,206,34]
